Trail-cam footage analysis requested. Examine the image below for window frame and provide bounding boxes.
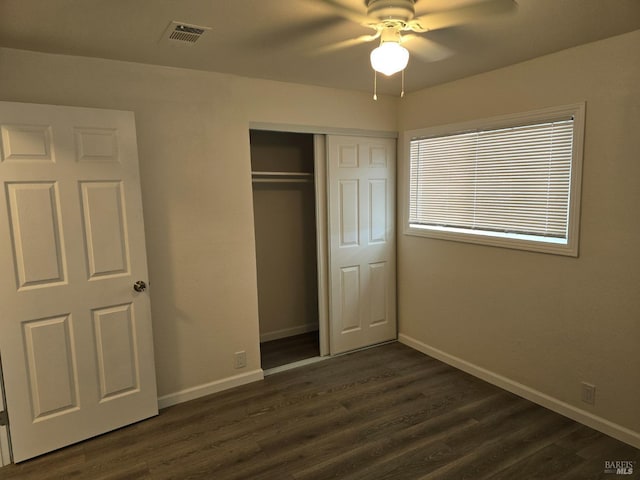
[402,103,586,256]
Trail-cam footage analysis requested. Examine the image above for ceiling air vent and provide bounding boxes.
[161,21,211,46]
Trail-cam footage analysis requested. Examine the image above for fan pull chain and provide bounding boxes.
[373,70,406,100]
[373,70,378,101]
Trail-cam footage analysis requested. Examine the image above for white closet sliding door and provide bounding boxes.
[326,135,396,354]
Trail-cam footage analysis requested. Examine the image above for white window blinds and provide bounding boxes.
[409,118,575,241]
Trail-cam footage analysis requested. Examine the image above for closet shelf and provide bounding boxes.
[251,171,314,184]
[251,171,313,177]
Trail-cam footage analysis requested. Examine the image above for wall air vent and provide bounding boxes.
[161,21,211,46]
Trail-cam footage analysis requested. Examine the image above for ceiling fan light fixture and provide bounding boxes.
[366,0,416,22]
[370,41,409,76]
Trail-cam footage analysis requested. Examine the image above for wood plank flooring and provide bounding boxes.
[2,342,638,480]
[260,331,320,370]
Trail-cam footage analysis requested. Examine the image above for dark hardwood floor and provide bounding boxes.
[260,331,320,370]
[2,342,638,479]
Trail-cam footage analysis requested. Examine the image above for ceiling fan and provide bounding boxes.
[313,0,517,96]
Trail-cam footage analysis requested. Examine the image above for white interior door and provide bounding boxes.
[327,135,396,354]
[0,101,158,462]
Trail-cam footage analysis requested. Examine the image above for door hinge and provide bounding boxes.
[0,410,7,427]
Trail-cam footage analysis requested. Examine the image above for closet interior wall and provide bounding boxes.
[250,130,319,344]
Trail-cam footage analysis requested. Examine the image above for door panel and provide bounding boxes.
[369,179,387,244]
[0,101,157,462]
[23,315,78,419]
[339,265,361,333]
[6,182,67,288]
[74,127,119,163]
[1,125,53,162]
[339,180,359,247]
[80,181,130,278]
[92,303,139,400]
[369,261,388,326]
[327,135,396,354]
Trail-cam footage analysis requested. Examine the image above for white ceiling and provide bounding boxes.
[0,0,638,95]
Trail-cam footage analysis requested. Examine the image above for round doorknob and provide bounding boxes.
[133,280,147,292]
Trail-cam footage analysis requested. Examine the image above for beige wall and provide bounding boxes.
[1,29,637,442]
[0,47,397,399]
[397,30,640,437]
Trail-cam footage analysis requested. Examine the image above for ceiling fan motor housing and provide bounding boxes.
[366,0,416,22]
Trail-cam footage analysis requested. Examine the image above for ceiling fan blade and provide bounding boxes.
[313,32,381,55]
[248,16,345,49]
[403,34,454,62]
[313,0,373,25]
[408,0,517,32]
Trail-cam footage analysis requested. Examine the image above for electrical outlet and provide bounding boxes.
[581,382,596,405]
[234,351,247,369]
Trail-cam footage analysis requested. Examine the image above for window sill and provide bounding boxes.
[405,223,578,257]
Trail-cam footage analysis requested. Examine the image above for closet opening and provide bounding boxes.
[250,130,323,372]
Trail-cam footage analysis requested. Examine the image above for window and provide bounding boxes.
[404,104,585,256]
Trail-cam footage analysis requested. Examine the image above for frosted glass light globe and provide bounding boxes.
[370,42,409,76]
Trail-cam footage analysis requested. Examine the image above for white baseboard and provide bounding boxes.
[399,333,640,449]
[157,369,264,410]
[260,323,318,343]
